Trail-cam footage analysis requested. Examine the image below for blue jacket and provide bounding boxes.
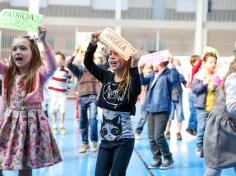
[141,67,179,113]
[192,78,208,109]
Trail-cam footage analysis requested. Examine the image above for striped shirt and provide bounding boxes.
[48,66,73,94]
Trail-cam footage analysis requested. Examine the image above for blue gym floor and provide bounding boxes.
[2,97,235,176]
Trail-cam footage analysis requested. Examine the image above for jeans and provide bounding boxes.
[169,95,184,121]
[135,110,147,134]
[147,112,172,161]
[187,90,197,129]
[79,94,98,144]
[196,108,209,148]
[95,139,134,176]
[204,167,236,176]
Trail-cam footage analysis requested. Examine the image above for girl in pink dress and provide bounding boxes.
[0,26,62,176]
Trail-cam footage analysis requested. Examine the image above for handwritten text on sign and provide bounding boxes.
[140,50,171,65]
[99,28,137,61]
[0,9,43,32]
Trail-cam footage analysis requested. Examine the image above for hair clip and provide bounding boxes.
[29,35,38,42]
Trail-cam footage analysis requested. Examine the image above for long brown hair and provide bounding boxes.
[116,58,132,102]
[5,35,43,106]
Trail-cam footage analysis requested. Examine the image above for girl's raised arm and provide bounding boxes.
[84,32,109,83]
[38,26,57,81]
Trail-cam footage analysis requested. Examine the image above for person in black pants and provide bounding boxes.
[84,32,141,176]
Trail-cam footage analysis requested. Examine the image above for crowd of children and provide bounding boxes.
[0,24,236,176]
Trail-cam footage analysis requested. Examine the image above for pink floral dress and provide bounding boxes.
[0,74,62,170]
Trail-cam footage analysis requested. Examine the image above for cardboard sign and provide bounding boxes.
[99,28,137,61]
[140,50,171,65]
[0,9,43,32]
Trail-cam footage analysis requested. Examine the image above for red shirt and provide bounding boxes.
[189,59,202,88]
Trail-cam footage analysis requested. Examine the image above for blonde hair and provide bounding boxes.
[203,52,218,62]
[5,35,43,106]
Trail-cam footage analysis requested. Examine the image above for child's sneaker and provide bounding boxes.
[60,127,66,135]
[135,132,141,140]
[193,128,197,136]
[176,132,182,140]
[165,131,170,140]
[79,144,89,153]
[53,128,58,135]
[52,124,57,135]
[91,142,98,152]
[195,147,204,158]
[186,128,197,136]
[52,127,58,135]
[148,159,162,169]
[159,158,174,170]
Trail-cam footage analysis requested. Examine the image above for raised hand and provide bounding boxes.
[65,55,75,66]
[38,25,47,42]
[38,25,49,49]
[138,59,146,73]
[131,52,140,68]
[90,32,101,46]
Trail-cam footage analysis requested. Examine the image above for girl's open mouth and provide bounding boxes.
[15,57,23,61]
[110,61,117,67]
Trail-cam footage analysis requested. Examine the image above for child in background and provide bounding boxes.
[42,79,50,118]
[66,50,102,153]
[134,63,153,140]
[186,55,201,136]
[84,32,141,176]
[0,26,61,176]
[165,58,186,140]
[192,52,221,157]
[140,56,178,169]
[48,51,73,135]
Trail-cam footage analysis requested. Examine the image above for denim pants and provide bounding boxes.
[147,112,172,161]
[204,167,236,176]
[196,108,209,148]
[169,95,185,121]
[187,90,197,129]
[79,94,98,144]
[135,110,147,134]
[95,139,134,176]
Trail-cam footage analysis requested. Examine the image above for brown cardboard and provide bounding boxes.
[99,28,137,61]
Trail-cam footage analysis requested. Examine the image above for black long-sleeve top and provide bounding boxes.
[84,43,141,116]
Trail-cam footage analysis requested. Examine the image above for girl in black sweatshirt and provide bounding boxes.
[84,32,141,176]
